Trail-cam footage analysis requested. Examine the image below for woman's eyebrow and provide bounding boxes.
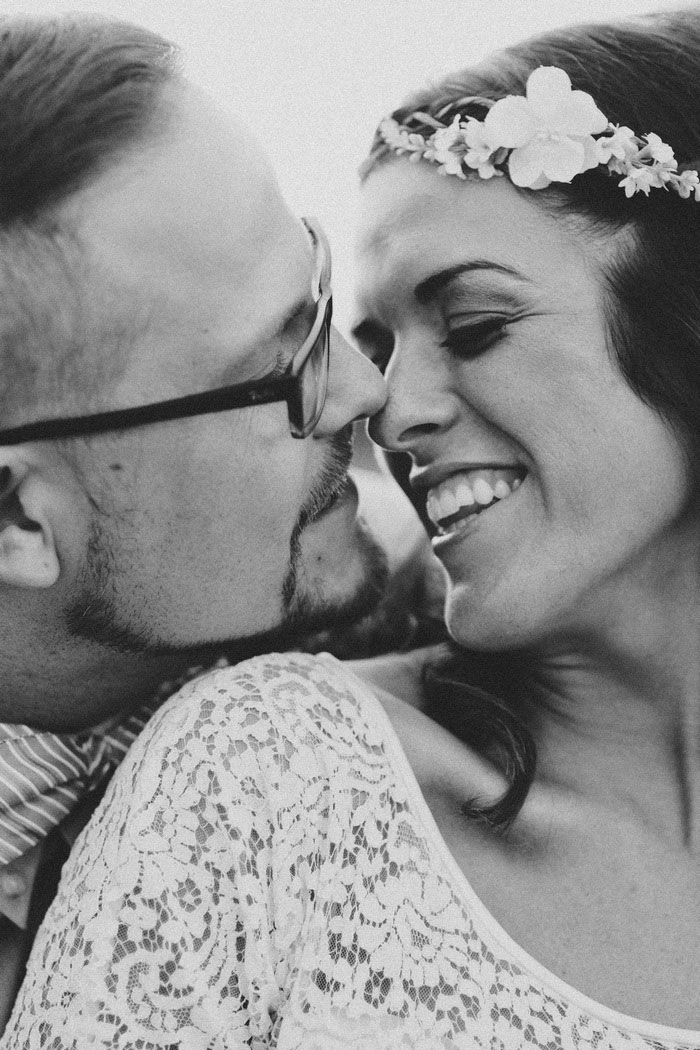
[414,260,527,304]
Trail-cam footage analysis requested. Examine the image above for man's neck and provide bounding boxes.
[0,641,203,731]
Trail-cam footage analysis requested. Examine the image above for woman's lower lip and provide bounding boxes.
[431,510,483,552]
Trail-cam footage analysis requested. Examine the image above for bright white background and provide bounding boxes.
[3,0,690,332]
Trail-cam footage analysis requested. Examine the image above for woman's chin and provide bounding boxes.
[444,587,548,654]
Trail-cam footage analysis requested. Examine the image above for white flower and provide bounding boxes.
[378,118,403,149]
[379,118,426,156]
[431,115,462,156]
[643,131,676,166]
[429,116,468,178]
[595,124,638,163]
[483,65,608,187]
[675,168,700,200]
[619,164,666,197]
[436,152,466,177]
[462,118,498,178]
[377,67,700,205]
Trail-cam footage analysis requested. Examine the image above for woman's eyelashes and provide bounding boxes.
[441,315,511,360]
[351,311,515,374]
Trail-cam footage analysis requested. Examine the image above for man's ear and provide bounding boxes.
[0,459,60,588]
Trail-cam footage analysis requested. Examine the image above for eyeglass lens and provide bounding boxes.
[290,299,331,437]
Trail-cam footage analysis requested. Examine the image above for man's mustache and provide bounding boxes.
[294,425,355,533]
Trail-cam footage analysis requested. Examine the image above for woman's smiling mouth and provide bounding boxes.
[424,467,525,536]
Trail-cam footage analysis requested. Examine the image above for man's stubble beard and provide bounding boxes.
[281,427,388,634]
[282,507,387,637]
[65,428,388,660]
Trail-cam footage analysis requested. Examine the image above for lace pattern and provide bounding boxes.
[3,653,699,1049]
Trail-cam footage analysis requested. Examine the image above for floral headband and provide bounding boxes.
[378,65,700,201]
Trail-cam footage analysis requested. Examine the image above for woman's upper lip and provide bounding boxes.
[410,461,524,493]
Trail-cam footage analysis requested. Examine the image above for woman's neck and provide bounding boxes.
[524,562,700,848]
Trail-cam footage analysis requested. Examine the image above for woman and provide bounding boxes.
[6,10,700,1048]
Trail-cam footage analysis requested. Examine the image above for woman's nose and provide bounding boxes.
[368,345,455,452]
[314,327,387,435]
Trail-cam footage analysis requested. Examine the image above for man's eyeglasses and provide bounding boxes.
[0,217,332,445]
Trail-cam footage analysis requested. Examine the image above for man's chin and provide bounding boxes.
[287,561,389,640]
[67,476,390,664]
[67,513,388,664]
[282,514,389,639]
[195,529,389,666]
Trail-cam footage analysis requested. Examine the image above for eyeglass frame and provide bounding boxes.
[0,217,333,446]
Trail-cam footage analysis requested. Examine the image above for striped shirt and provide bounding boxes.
[0,707,152,867]
[0,658,227,867]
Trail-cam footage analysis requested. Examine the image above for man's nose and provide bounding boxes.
[314,327,387,435]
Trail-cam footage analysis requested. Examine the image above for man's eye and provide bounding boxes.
[441,317,509,360]
[269,346,291,378]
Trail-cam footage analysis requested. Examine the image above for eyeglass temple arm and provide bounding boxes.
[0,376,297,445]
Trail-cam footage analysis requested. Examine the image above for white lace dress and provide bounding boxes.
[4,653,700,1049]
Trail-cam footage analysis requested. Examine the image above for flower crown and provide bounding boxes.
[378,66,700,200]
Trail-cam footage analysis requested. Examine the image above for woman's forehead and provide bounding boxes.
[354,162,594,303]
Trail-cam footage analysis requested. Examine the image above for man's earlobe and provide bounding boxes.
[0,464,60,588]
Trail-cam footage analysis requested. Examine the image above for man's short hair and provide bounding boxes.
[0,16,181,424]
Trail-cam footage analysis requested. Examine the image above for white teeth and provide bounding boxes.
[440,490,460,516]
[455,481,475,506]
[424,467,525,528]
[472,478,494,505]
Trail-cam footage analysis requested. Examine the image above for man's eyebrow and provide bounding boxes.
[414,260,527,304]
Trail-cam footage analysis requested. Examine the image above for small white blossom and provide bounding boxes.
[430,116,468,178]
[436,152,467,178]
[619,164,665,197]
[595,125,638,163]
[606,155,631,175]
[462,118,498,178]
[431,115,463,156]
[377,118,403,149]
[378,118,426,156]
[675,168,700,200]
[643,131,676,165]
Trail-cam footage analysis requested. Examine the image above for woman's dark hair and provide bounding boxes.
[363,9,700,831]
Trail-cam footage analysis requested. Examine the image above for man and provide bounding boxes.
[0,14,387,1027]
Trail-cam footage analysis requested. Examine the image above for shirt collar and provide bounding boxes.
[0,844,42,930]
[0,797,97,930]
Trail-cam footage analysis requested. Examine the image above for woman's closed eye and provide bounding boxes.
[441,315,511,360]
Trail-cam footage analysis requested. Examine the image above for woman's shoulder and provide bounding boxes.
[345,645,442,708]
[347,646,512,810]
[67,652,400,909]
[125,650,390,788]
